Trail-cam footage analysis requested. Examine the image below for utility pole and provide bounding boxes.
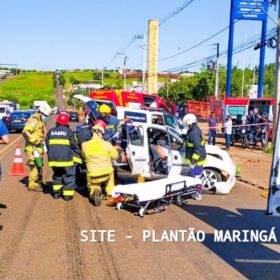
[213,43,220,98]
[117,52,127,91]
[273,0,280,145]
[142,32,146,93]
[101,67,104,88]
[123,55,127,91]
[241,66,245,98]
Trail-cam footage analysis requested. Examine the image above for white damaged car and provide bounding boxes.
[115,122,236,195]
[74,96,236,194]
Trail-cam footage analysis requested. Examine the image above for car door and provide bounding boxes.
[167,127,185,176]
[125,125,149,175]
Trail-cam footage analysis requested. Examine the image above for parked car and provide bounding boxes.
[67,111,79,122]
[5,110,35,132]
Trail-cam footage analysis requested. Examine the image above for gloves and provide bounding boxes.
[190,163,196,170]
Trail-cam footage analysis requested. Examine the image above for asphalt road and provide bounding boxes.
[0,91,279,279]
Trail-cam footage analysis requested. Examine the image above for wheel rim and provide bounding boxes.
[202,170,218,190]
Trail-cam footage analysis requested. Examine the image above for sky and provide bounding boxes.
[0,0,278,71]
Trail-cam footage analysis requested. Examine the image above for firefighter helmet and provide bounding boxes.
[93,119,106,134]
[183,113,197,125]
[38,103,52,116]
[98,104,111,114]
[56,113,69,125]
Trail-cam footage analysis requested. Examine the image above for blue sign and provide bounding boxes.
[124,111,147,123]
[234,0,268,21]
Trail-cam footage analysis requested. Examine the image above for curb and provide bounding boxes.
[236,176,268,191]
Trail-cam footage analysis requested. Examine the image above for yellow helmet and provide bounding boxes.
[98,104,111,114]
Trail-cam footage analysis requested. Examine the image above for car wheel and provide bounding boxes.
[202,168,222,194]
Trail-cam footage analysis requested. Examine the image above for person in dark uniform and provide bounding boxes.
[183,113,207,201]
[46,113,81,201]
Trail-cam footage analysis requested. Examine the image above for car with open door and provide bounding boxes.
[115,122,236,194]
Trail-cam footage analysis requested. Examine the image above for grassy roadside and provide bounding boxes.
[0,71,55,109]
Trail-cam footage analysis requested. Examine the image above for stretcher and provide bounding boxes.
[112,175,202,217]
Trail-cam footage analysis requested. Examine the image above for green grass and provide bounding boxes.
[63,71,95,89]
[0,71,55,108]
[63,70,169,90]
[265,145,274,154]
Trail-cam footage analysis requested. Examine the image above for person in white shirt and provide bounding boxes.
[224,115,232,151]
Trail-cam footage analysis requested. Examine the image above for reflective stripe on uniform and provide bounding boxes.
[196,158,206,166]
[185,159,191,164]
[53,184,63,191]
[48,161,73,167]
[192,153,200,160]
[106,125,115,129]
[186,142,194,147]
[73,156,82,164]
[48,139,70,145]
[63,190,75,196]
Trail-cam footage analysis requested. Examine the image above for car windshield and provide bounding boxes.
[164,114,178,129]
[228,106,246,116]
[11,112,31,118]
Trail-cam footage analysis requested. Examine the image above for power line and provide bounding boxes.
[164,28,277,72]
[158,1,274,63]
[106,0,195,68]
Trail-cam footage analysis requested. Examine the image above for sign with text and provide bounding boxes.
[234,0,268,21]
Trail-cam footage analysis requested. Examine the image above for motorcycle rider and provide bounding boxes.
[81,120,118,206]
[46,113,81,200]
[98,104,120,142]
[22,103,52,192]
[183,113,207,201]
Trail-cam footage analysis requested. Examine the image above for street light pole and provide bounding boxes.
[213,43,220,98]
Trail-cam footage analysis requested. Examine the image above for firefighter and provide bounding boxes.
[98,104,120,142]
[183,113,207,201]
[22,103,52,192]
[46,113,81,200]
[82,120,118,207]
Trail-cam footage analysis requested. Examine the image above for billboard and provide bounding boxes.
[234,0,269,21]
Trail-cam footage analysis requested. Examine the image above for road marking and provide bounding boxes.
[0,135,22,155]
[235,259,280,264]
[125,236,133,239]
[0,135,23,160]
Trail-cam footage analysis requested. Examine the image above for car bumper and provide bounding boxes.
[6,124,25,131]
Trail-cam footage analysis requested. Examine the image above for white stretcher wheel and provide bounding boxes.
[116,202,123,211]
[138,208,145,217]
[176,196,183,207]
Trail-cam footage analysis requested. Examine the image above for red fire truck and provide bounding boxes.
[89,90,172,113]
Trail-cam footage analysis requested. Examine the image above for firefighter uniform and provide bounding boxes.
[22,112,46,190]
[46,124,81,200]
[75,124,92,148]
[82,134,118,200]
[103,115,120,141]
[185,123,207,193]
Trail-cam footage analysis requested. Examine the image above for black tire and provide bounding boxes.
[242,137,247,149]
[261,138,268,149]
[202,168,222,194]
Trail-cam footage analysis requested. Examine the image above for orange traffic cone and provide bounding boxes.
[9,145,27,176]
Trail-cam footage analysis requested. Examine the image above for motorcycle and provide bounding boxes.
[231,125,247,148]
[253,125,268,149]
